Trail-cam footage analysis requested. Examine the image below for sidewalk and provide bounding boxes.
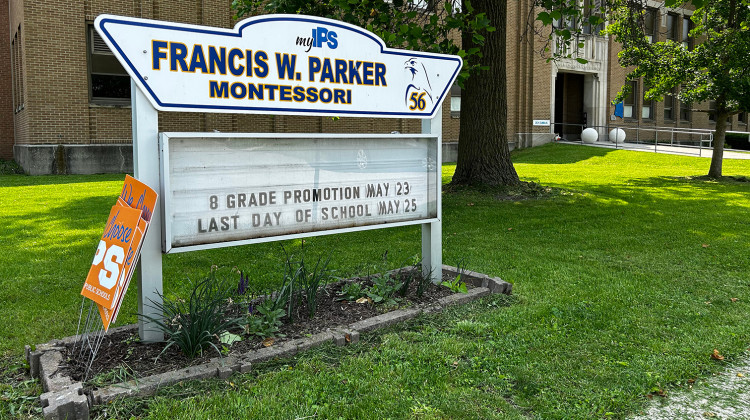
[630,353,750,419]
[559,140,750,160]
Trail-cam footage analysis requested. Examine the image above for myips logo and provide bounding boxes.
[296,27,338,53]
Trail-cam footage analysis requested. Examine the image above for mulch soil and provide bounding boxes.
[62,268,465,389]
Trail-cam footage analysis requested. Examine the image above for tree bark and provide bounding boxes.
[451,0,520,186]
[708,110,727,178]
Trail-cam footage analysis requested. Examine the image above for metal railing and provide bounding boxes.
[552,122,720,157]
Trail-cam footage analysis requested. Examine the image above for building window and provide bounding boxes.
[679,86,691,122]
[642,86,653,120]
[88,24,130,104]
[664,88,675,120]
[708,100,716,122]
[583,0,605,35]
[623,81,637,119]
[645,8,658,42]
[666,13,678,41]
[739,112,746,124]
[682,16,692,49]
[11,25,24,113]
[450,83,461,118]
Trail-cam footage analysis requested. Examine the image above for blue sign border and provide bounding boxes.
[97,14,462,118]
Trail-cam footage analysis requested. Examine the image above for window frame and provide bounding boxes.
[664,88,675,121]
[623,80,638,120]
[679,85,691,122]
[642,85,654,120]
[644,8,658,43]
[87,23,131,106]
[681,16,693,49]
[449,83,461,118]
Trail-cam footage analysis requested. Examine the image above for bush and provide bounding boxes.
[0,159,24,175]
[725,133,750,151]
[141,271,242,359]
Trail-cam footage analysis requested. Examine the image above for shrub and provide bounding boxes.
[141,271,242,359]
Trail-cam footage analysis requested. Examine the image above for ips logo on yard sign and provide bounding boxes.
[296,26,338,52]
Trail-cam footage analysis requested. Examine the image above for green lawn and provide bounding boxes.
[1,144,749,419]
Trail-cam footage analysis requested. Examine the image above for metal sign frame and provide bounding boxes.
[159,132,440,254]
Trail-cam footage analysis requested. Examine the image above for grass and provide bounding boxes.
[1,143,750,418]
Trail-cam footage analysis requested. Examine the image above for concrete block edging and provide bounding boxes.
[30,266,511,419]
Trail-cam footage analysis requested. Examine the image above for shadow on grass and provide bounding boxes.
[512,143,614,165]
[0,173,126,188]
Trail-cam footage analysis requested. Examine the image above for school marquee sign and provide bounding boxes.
[95,14,462,118]
[85,13,460,341]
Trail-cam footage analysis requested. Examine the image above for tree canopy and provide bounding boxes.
[232,0,522,186]
[595,0,749,177]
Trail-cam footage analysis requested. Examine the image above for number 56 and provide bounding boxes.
[409,92,426,111]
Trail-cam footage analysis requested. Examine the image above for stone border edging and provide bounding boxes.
[29,266,511,420]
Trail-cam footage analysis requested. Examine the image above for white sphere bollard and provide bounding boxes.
[609,128,626,144]
[581,128,598,144]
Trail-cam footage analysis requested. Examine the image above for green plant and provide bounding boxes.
[140,271,242,359]
[0,159,24,175]
[415,265,433,298]
[442,259,468,294]
[88,365,136,388]
[337,282,366,301]
[244,298,285,338]
[280,246,332,319]
[366,273,402,306]
[441,274,468,294]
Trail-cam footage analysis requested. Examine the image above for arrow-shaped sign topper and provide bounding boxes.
[95,14,463,119]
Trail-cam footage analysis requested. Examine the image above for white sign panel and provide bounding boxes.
[95,14,462,119]
[533,119,551,126]
[160,133,439,253]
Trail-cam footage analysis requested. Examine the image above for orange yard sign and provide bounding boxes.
[81,205,143,309]
[83,175,158,330]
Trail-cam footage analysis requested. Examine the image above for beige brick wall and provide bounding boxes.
[0,0,14,159]
[9,0,459,155]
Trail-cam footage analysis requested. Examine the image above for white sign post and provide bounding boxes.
[99,13,461,342]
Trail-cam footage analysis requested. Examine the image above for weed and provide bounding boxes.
[89,364,136,388]
[441,259,468,293]
[366,274,403,306]
[244,298,285,338]
[337,282,366,301]
[415,265,433,298]
[140,271,243,359]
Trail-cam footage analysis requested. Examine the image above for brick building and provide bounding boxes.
[2,0,747,174]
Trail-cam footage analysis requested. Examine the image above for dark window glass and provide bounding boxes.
[666,13,678,41]
[88,25,130,104]
[645,9,658,42]
[682,16,692,49]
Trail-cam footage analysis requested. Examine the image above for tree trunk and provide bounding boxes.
[708,110,727,178]
[451,0,520,186]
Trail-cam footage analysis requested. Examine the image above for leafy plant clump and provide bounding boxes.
[243,299,285,339]
[336,282,366,301]
[441,259,468,294]
[0,159,24,175]
[141,271,242,359]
